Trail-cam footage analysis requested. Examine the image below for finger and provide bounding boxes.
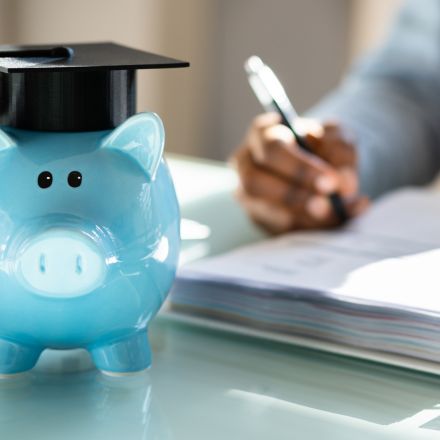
[238,182,338,230]
[237,188,369,234]
[233,147,284,201]
[234,147,358,226]
[245,113,283,152]
[298,121,359,196]
[298,194,370,229]
[229,113,281,167]
[235,189,295,234]
[251,112,282,131]
[303,121,357,168]
[234,147,325,209]
[248,124,341,195]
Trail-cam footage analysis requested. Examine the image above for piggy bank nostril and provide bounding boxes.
[76,255,83,275]
[39,254,46,274]
[17,230,107,297]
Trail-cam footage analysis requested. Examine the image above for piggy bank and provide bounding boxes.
[0,112,180,375]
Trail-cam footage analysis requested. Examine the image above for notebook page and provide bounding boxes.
[181,187,440,314]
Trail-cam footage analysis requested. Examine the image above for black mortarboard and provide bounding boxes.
[0,42,189,132]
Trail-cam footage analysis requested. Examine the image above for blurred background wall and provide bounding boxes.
[0,0,402,160]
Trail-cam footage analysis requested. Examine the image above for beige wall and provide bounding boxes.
[0,0,16,42]
[0,0,402,159]
[0,0,164,115]
[154,1,220,157]
[0,0,214,157]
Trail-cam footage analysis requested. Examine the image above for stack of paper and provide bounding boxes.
[170,187,440,367]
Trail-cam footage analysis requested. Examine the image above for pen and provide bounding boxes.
[244,56,348,223]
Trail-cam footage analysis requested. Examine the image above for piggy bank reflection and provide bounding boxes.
[0,366,170,440]
[0,112,180,375]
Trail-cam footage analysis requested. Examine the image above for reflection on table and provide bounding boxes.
[1,318,440,440]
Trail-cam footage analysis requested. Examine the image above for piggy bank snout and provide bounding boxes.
[16,230,107,297]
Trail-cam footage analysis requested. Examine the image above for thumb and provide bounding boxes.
[303,122,357,169]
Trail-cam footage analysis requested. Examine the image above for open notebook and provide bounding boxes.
[168,186,440,374]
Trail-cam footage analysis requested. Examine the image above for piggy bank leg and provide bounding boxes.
[0,338,42,376]
[89,331,152,375]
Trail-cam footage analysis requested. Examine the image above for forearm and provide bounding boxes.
[308,75,440,198]
[307,0,440,198]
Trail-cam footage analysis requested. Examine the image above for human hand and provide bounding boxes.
[230,113,369,234]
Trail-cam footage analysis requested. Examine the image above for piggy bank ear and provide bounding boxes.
[0,130,15,151]
[101,112,164,180]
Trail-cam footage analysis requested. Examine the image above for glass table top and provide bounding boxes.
[1,318,440,440]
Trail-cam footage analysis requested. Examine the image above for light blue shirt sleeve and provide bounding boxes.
[307,0,440,198]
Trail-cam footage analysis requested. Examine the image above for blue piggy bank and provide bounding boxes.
[0,112,180,376]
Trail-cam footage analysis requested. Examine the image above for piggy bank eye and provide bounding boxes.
[38,171,53,189]
[68,171,82,188]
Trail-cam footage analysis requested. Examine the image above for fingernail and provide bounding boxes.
[315,175,337,194]
[306,196,330,219]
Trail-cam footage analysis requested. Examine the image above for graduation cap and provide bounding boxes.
[0,42,189,132]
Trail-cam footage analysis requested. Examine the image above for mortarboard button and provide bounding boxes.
[0,42,189,132]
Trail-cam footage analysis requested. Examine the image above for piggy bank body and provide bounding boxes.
[0,113,179,375]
